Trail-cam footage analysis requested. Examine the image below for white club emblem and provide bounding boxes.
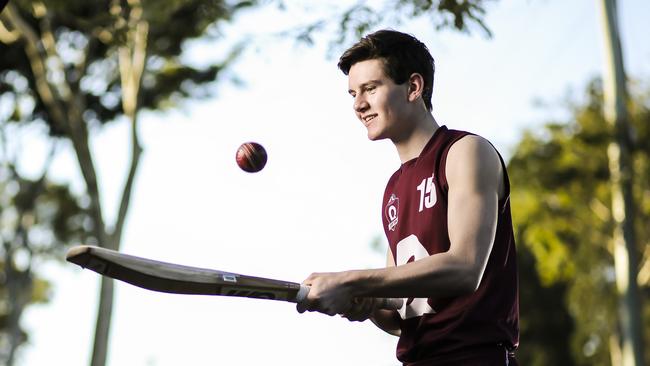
[385,194,399,231]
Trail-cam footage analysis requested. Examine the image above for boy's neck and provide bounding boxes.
[393,113,439,164]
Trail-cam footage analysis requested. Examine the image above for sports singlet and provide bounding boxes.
[382,126,519,364]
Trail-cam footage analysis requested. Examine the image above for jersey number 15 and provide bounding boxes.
[416,175,437,212]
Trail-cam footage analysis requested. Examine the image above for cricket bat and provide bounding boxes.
[66,245,403,310]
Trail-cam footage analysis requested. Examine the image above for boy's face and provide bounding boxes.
[347,59,411,141]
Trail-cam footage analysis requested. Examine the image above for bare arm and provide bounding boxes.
[351,135,504,298]
[298,136,504,313]
[367,249,401,336]
[334,249,400,336]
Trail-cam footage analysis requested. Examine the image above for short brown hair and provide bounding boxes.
[338,29,435,111]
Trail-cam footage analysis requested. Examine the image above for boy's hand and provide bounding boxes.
[296,271,354,316]
[340,297,376,322]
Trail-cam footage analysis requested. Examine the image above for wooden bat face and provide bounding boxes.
[66,245,304,302]
[67,246,403,310]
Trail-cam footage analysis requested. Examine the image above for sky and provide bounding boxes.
[11,0,650,365]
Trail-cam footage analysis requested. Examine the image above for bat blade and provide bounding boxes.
[66,245,404,310]
[66,245,303,302]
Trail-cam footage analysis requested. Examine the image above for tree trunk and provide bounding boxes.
[598,1,644,365]
[4,256,31,366]
[90,277,115,366]
[89,2,147,364]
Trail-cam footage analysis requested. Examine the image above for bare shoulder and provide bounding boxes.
[446,135,505,197]
[447,135,500,165]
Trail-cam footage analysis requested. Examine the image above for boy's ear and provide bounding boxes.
[407,73,425,102]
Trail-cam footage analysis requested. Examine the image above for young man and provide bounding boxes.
[296,30,519,365]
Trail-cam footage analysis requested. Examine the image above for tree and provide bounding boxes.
[0,1,496,365]
[0,0,252,364]
[598,1,644,364]
[278,0,494,50]
[515,243,575,366]
[508,79,650,365]
[0,125,89,365]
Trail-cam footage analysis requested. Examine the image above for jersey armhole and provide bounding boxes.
[439,133,511,213]
[438,132,473,198]
[493,147,511,212]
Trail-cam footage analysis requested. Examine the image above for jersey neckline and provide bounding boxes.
[400,125,448,168]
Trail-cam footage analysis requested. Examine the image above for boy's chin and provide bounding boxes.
[367,132,388,141]
[366,128,384,141]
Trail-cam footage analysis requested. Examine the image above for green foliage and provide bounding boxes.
[509,79,650,365]
[0,0,247,136]
[0,160,89,363]
[516,244,574,366]
[280,0,494,50]
[0,0,254,362]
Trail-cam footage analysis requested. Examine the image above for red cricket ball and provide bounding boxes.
[235,142,267,173]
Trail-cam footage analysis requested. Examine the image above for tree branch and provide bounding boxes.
[111,117,142,248]
[2,3,107,244]
[0,4,68,130]
[636,244,650,287]
[0,16,19,43]
[33,1,72,101]
[111,1,147,249]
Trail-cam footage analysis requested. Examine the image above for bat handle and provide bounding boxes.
[296,284,311,303]
[295,285,403,311]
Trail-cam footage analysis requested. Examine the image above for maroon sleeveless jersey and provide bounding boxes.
[382,126,519,364]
